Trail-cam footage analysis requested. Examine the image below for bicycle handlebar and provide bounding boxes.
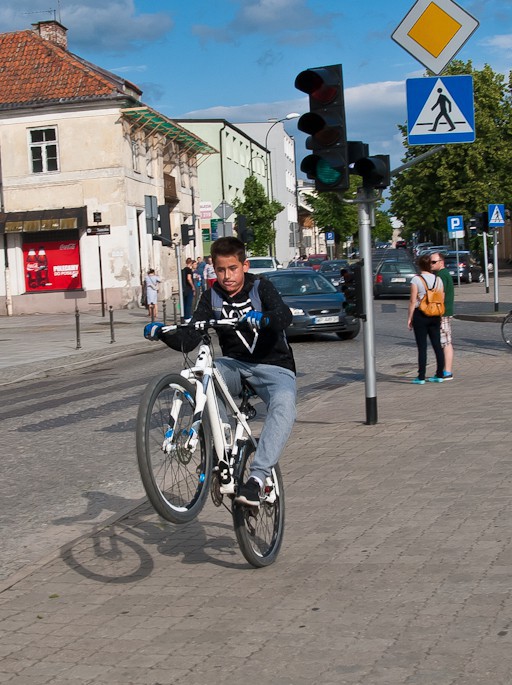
[160,319,240,334]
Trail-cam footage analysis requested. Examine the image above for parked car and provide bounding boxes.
[374,260,419,298]
[262,269,360,340]
[443,251,484,283]
[413,241,433,256]
[318,259,350,287]
[417,245,450,257]
[247,257,282,274]
[307,255,328,271]
[395,239,407,249]
[287,259,314,269]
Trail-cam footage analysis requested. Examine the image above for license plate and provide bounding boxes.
[390,277,406,283]
[314,315,339,324]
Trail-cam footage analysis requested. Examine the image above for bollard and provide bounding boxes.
[75,306,81,350]
[109,305,115,343]
[162,300,167,325]
[172,295,177,324]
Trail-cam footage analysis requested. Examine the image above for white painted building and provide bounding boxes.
[0,21,215,315]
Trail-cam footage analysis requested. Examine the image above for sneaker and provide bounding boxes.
[427,376,444,383]
[235,478,261,507]
[443,372,454,381]
[411,378,425,385]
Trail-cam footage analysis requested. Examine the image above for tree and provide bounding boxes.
[390,60,512,243]
[232,175,283,256]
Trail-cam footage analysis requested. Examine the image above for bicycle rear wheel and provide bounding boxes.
[136,373,213,524]
[232,442,285,567]
[502,313,512,349]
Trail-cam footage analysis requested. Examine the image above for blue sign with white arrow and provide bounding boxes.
[488,204,505,228]
[407,75,475,145]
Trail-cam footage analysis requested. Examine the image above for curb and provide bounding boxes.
[0,342,159,387]
[455,313,506,323]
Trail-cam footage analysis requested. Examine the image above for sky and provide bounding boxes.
[2,0,511,171]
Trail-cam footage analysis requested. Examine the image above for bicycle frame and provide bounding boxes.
[167,340,257,467]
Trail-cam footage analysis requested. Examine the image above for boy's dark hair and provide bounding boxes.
[211,236,246,265]
[418,254,432,272]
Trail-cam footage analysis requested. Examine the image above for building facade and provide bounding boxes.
[0,21,215,316]
[236,122,298,264]
[176,120,271,258]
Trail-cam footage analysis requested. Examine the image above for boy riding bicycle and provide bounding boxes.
[144,236,296,507]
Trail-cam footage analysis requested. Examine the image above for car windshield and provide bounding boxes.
[320,261,348,272]
[248,258,274,268]
[266,272,337,296]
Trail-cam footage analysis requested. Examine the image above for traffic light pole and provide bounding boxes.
[356,187,378,425]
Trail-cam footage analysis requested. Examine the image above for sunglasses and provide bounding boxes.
[430,260,440,264]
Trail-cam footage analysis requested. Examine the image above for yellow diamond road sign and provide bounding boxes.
[392,0,479,74]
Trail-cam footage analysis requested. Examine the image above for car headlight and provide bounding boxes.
[289,307,305,316]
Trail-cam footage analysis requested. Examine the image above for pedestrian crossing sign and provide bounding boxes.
[488,204,505,228]
[406,75,475,145]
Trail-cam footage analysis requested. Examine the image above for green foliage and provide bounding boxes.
[305,176,393,253]
[390,61,512,243]
[233,175,284,256]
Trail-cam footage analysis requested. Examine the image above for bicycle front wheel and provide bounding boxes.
[502,313,512,349]
[233,442,285,568]
[136,374,213,524]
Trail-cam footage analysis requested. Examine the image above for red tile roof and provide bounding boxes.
[0,29,141,109]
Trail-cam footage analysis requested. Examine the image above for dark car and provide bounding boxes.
[443,251,483,283]
[374,260,418,298]
[262,269,360,340]
[395,239,407,249]
[318,259,350,287]
[373,249,415,274]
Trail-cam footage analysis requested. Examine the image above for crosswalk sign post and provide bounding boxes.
[488,204,505,312]
[407,75,475,145]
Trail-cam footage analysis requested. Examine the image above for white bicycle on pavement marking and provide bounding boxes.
[135,320,285,567]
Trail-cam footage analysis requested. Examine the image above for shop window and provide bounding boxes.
[29,127,59,173]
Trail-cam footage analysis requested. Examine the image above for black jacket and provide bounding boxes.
[160,273,295,373]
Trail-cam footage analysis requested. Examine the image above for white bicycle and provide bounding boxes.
[135,320,285,567]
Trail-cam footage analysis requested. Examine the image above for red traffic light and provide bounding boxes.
[295,68,339,105]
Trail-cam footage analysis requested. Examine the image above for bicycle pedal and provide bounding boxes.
[219,481,235,495]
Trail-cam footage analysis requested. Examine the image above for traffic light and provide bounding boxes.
[474,212,488,232]
[295,64,349,193]
[468,217,478,237]
[342,262,364,318]
[158,204,171,243]
[349,142,391,189]
[237,215,254,245]
[181,223,194,245]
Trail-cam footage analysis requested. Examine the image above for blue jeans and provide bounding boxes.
[183,290,194,319]
[215,358,296,483]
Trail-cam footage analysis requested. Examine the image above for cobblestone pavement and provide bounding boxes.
[1,276,512,684]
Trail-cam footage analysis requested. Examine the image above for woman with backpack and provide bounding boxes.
[407,253,445,384]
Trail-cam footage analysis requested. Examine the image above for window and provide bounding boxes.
[131,138,140,172]
[29,128,59,173]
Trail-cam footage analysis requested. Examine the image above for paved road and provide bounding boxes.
[0,276,511,684]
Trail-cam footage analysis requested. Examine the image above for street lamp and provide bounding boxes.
[264,113,299,257]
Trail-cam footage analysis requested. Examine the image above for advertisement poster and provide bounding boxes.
[23,239,82,291]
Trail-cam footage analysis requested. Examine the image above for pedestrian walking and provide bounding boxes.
[196,256,207,291]
[407,253,445,384]
[430,251,455,380]
[204,256,216,288]
[144,269,161,320]
[181,258,195,321]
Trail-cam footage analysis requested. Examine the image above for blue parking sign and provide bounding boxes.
[447,215,464,237]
